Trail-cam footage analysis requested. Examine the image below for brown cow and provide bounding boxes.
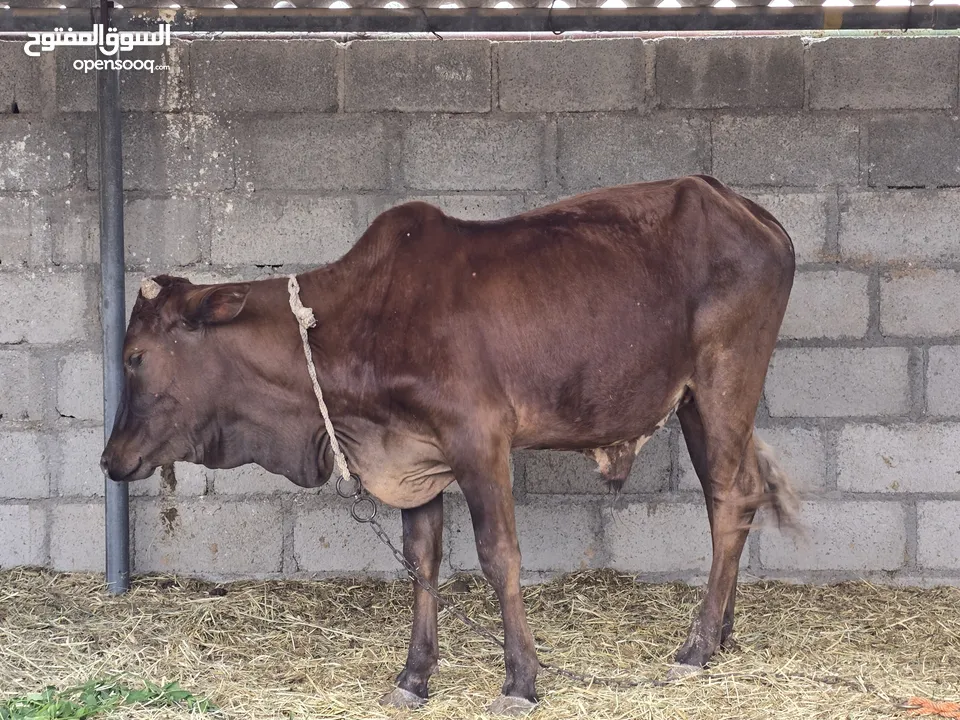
[101,175,798,715]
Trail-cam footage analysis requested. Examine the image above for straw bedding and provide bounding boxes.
[1,568,957,719]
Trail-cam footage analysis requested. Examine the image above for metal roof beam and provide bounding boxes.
[2,6,959,32]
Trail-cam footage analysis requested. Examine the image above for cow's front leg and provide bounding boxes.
[379,492,444,708]
[452,435,538,716]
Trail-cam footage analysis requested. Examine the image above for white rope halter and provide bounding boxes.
[287,275,353,487]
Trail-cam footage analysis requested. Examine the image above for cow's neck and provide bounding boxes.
[220,267,365,488]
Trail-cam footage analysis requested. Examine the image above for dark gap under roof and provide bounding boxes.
[1,1,958,34]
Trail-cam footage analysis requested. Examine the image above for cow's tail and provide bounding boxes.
[752,434,802,535]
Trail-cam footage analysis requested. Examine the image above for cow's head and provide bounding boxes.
[99,275,252,482]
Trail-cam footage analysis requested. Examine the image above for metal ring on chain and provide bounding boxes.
[336,473,363,499]
[351,496,378,523]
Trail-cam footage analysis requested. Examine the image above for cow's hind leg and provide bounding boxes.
[672,384,765,674]
[677,401,738,651]
[669,266,801,673]
[379,492,444,708]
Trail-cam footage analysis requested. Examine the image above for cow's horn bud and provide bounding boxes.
[141,277,162,300]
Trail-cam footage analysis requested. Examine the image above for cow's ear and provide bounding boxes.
[183,284,250,327]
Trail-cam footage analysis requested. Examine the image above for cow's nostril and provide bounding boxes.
[99,453,110,475]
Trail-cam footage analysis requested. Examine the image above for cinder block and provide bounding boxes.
[448,497,602,573]
[868,114,960,188]
[917,501,960,570]
[498,39,643,112]
[87,113,233,192]
[135,499,284,576]
[60,429,204,499]
[191,40,338,112]
[0,431,49,498]
[211,465,307,495]
[132,463,208,498]
[880,270,960,337]
[429,194,527,221]
[759,501,906,571]
[39,192,99,266]
[679,426,826,493]
[55,42,190,112]
[58,426,105,497]
[0,117,74,191]
[602,501,714,573]
[125,198,205,266]
[236,116,388,192]
[740,192,829,265]
[50,503,105,572]
[0,349,45,422]
[557,114,708,191]
[837,423,960,493]
[0,272,88,344]
[765,348,910,418]
[212,195,360,265]
[294,500,403,574]
[808,38,958,110]
[61,197,205,267]
[362,194,527,226]
[839,191,960,263]
[346,40,490,112]
[403,117,545,191]
[0,195,33,268]
[713,115,858,187]
[57,352,103,422]
[779,270,869,340]
[657,37,803,109]
[0,505,46,568]
[928,347,960,417]
[521,431,671,495]
[0,41,43,113]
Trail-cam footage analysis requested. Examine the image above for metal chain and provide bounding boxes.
[335,475,510,653]
[287,274,888,698]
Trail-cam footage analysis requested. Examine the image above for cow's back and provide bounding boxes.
[349,176,793,450]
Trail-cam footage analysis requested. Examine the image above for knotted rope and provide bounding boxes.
[904,698,960,718]
[287,275,352,487]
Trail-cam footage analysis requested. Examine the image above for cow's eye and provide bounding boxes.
[126,352,144,370]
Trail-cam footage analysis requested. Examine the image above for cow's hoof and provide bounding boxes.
[379,687,427,709]
[486,695,537,716]
[666,663,702,682]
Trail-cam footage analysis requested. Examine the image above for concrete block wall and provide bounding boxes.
[1,34,959,586]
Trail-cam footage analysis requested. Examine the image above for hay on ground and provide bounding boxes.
[0,569,958,719]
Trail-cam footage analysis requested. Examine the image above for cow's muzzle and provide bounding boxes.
[100,449,150,482]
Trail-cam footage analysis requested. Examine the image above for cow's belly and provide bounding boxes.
[512,379,690,451]
[359,463,456,509]
[337,423,455,509]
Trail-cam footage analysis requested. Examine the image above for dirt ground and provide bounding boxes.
[0,568,958,719]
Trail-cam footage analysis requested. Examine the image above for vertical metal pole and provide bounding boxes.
[98,0,130,594]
